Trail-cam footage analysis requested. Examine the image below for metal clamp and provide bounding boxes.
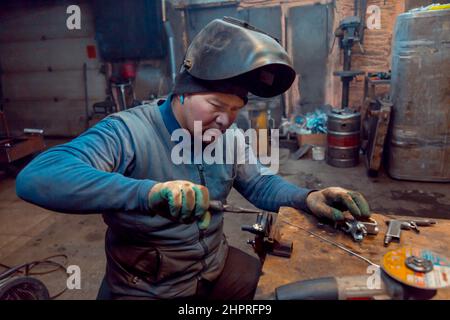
[242,212,293,261]
[336,218,379,242]
[340,220,367,242]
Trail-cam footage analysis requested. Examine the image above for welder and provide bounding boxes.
[16,17,371,300]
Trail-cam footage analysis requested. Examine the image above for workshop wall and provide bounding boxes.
[0,1,106,137]
[171,0,336,117]
[0,0,409,137]
[171,0,408,115]
[334,0,406,110]
[238,0,407,113]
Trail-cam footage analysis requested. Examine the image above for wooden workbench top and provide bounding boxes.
[255,207,450,300]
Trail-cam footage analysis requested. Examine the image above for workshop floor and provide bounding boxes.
[1,141,449,299]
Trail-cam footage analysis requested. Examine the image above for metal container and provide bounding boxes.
[388,9,450,182]
[327,109,361,168]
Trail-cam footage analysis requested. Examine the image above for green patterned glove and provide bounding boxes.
[305,187,371,222]
[148,180,211,229]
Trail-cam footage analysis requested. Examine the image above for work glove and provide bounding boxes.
[305,187,370,222]
[148,180,211,230]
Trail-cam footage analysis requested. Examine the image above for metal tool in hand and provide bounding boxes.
[384,219,436,246]
[209,200,262,214]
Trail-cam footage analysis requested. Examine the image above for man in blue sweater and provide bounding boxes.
[16,17,370,300]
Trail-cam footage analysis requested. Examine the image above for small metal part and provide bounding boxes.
[405,256,433,273]
[407,221,420,233]
[23,128,44,135]
[242,213,293,260]
[359,218,379,235]
[252,223,264,232]
[282,219,379,267]
[411,219,436,227]
[340,220,367,242]
[208,200,225,212]
[385,219,436,246]
[384,220,403,246]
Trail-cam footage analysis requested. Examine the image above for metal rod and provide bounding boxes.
[120,84,127,110]
[341,79,350,109]
[281,219,379,267]
[360,0,367,44]
[164,21,177,85]
[161,0,176,85]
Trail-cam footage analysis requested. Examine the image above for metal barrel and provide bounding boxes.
[387,9,450,181]
[327,109,361,168]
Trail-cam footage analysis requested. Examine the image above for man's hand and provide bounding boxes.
[305,187,370,222]
[148,180,211,229]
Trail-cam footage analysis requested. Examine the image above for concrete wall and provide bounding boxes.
[0,1,106,137]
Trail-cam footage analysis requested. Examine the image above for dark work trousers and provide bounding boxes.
[97,246,262,300]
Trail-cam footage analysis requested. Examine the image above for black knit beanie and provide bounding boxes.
[172,70,249,104]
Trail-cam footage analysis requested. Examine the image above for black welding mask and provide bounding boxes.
[173,17,296,100]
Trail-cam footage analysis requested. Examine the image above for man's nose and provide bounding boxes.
[216,112,231,129]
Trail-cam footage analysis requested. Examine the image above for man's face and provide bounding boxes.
[180,92,245,143]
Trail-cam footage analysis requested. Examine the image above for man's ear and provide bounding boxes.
[176,94,188,105]
[182,93,192,105]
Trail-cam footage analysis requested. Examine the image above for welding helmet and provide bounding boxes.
[173,16,296,100]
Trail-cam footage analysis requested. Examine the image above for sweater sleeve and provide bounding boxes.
[16,117,157,214]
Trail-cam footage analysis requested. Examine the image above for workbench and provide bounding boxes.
[255,207,450,299]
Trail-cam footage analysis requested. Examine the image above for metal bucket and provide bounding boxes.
[327,109,361,168]
[388,9,450,181]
